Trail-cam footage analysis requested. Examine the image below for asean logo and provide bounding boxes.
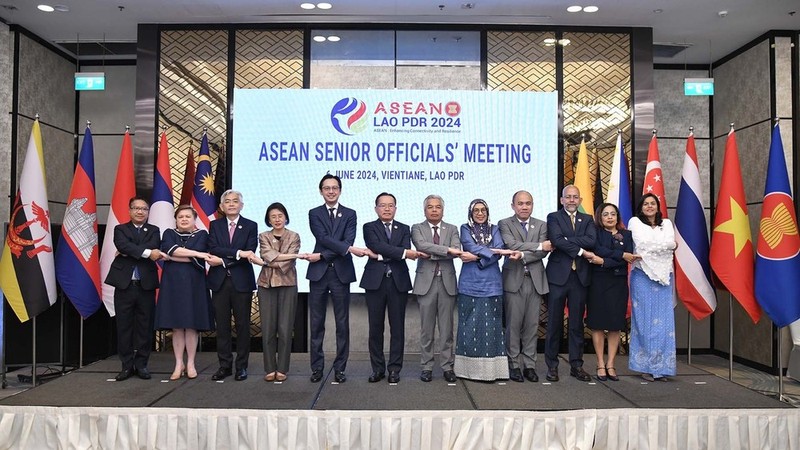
[757,191,800,260]
[331,98,368,136]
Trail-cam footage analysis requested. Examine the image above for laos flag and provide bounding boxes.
[55,127,101,318]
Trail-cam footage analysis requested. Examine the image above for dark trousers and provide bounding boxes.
[309,267,350,372]
[545,271,587,369]
[114,283,155,371]
[213,277,253,370]
[366,276,407,374]
[257,285,298,374]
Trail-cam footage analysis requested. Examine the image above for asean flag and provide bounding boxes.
[755,123,800,327]
[55,127,102,318]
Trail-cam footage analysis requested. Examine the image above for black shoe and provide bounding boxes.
[443,370,457,383]
[310,369,324,383]
[388,371,400,383]
[369,372,386,383]
[596,367,608,381]
[234,368,248,381]
[570,367,591,382]
[546,368,559,382]
[509,368,524,383]
[334,371,346,383]
[115,368,134,381]
[420,370,432,382]
[211,367,232,381]
[523,368,539,382]
[136,367,151,380]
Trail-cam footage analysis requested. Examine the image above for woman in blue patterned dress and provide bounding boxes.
[628,194,677,382]
[454,199,520,381]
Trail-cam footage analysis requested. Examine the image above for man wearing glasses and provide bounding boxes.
[104,197,163,381]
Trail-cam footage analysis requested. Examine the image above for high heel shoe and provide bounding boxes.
[170,367,185,381]
[186,368,198,379]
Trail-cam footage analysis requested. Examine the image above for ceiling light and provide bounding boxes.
[543,38,556,45]
[583,6,598,13]
[312,36,326,42]
[37,4,55,12]
[316,2,332,9]
[300,3,315,9]
[327,35,340,42]
[567,6,582,13]
[558,39,571,46]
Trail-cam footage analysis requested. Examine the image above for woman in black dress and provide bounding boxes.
[155,205,222,380]
[584,203,638,381]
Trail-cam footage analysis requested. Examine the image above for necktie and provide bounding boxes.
[229,221,236,243]
[329,207,336,225]
[133,226,141,280]
[384,222,392,239]
[432,226,440,275]
[570,214,577,270]
[520,221,528,238]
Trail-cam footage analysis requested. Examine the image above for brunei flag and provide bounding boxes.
[55,126,102,318]
[191,131,217,231]
[0,120,57,322]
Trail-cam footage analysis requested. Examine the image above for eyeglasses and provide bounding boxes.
[130,207,149,212]
[321,186,340,192]
[377,203,396,209]
[472,208,487,214]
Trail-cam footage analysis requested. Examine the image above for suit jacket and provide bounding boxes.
[104,221,161,290]
[410,221,460,296]
[592,228,633,276]
[498,216,549,295]
[257,228,300,288]
[545,209,596,287]
[359,219,413,292]
[306,204,357,284]
[207,215,258,292]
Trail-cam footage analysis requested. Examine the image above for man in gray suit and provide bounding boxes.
[498,190,552,383]
[411,195,462,383]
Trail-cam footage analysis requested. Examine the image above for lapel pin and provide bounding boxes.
[337,213,342,218]
[578,218,582,223]
[393,225,398,230]
[238,225,242,229]
[143,227,148,232]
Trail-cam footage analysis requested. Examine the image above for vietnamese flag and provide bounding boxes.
[709,128,761,323]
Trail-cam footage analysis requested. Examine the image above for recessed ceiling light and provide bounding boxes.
[558,39,571,46]
[53,4,69,12]
[300,3,315,9]
[327,35,340,42]
[543,38,557,44]
[37,4,55,12]
[583,6,599,13]
[312,35,326,42]
[567,5,582,13]
[316,2,332,9]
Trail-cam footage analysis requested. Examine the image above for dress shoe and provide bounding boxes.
[546,368,559,382]
[570,367,591,382]
[443,370,457,383]
[136,367,151,380]
[640,373,655,382]
[595,367,608,381]
[523,368,539,382]
[420,370,432,382]
[310,369,324,383]
[509,368,524,383]
[114,368,134,381]
[387,371,400,383]
[275,372,287,382]
[234,368,248,381]
[369,372,386,383]
[264,372,276,382]
[211,367,232,381]
[334,371,347,383]
[606,367,619,382]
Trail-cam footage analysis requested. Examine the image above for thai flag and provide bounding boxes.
[55,126,102,318]
[605,131,632,226]
[674,131,716,320]
[149,131,175,237]
[191,132,217,231]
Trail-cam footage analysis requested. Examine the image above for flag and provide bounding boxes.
[99,131,136,316]
[55,126,102,318]
[179,145,196,206]
[593,148,604,211]
[755,123,800,327]
[150,131,174,237]
[606,132,632,226]
[643,133,668,218]
[0,120,57,322]
[674,131,716,320]
[191,132,217,230]
[710,128,761,323]
[573,138,593,214]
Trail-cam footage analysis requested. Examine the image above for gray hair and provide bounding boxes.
[220,189,243,204]
[423,194,444,209]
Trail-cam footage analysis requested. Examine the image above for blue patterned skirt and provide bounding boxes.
[454,294,509,381]
[628,268,676,377]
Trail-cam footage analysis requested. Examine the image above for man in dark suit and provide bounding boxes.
[498,190,552,383]
[305,174,369,383]
[104,197,162,381]
[361,193,420,384]
[411,194,461,383]
[545,185,597,382]
[208,189,261,381]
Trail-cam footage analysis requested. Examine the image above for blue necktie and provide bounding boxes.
[133,226,141,280]
[384,222,392,239]
[520,221,528,238]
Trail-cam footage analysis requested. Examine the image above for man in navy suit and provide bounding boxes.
[544,185,597,382]
[360,193,420,384]
[104,197,163,381]
[305,174,369,383]
[208,189,262,381]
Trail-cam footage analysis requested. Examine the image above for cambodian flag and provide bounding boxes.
[605,131,632,226]
[191,132,217,231]
[150,131,175,237]
[674,131,716,320]
[755,123,800,327]
[55,127,101,318]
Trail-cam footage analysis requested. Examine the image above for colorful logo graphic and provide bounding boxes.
[331,98,368,135]
[757,191,800,260]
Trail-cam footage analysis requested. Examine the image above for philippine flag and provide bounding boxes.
[55,126,102,318]
[150,131,175,237]
[191,132,217,231]
[605,131,632,226]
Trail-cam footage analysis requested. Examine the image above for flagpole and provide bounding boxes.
[59,294,65,373]
[729,293,734,381]
[79,318,84,369]
[778,326,785,402]
[32,316,37,386]
[687,311,692,365]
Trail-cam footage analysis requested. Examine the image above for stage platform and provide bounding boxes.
[1,352,798,449]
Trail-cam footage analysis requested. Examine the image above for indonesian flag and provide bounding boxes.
[643,133,668,218]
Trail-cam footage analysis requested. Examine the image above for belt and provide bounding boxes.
[130,279,142,287]
[384,272,393,278]
[327,262,335,268]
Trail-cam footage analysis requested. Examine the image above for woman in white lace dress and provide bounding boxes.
[628,193,677,382]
